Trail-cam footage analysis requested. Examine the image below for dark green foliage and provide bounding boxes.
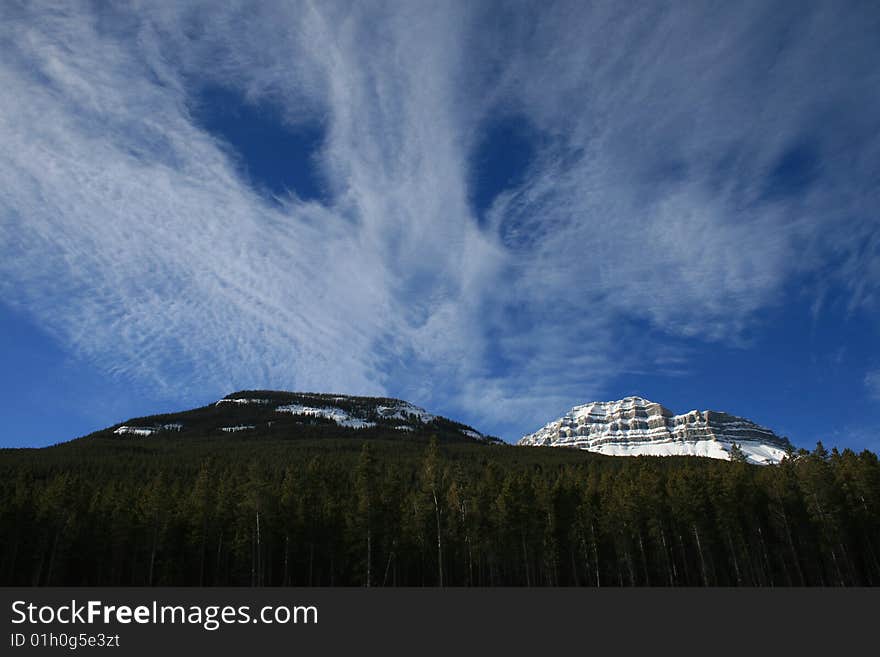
[729,442,748,463]
[1,426,878,586]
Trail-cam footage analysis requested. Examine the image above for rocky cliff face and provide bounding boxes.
[518,396,790,464]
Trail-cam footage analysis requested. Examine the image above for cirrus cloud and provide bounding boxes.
[1,1,878,438]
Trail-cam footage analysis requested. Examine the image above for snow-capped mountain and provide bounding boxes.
[518,396,791,464]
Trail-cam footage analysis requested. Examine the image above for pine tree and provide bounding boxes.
[421,437,446,586]
[729,442,748,463]
[355,443,378,587]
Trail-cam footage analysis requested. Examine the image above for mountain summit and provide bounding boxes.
[105,390,499,444]
[518,396,790,464]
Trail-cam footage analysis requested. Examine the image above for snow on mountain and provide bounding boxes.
[273,399,442,430]
[113,423,182,437]
[113,426,159,437]
[275,404,377,429]
[375,402,436,423]
[106,392,494,442]
[518,396,790,465]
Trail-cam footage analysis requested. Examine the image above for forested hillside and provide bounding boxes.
[1,426,878,586]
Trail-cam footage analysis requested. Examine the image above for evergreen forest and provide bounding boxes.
[2,418,878,587]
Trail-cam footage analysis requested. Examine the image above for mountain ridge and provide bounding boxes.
[98,389,502,445]
[68,390,792,465]
[518,395,792,465]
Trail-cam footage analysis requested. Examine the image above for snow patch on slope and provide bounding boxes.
[113,423,182,437]
[589,439,787,465]
[375,402,436,423]
[215,398,269,406]
[275,404,377,429]
[114,426,158,437]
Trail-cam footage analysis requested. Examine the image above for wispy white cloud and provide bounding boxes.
[0,1,877,437]
[866,371,880,402]
[0,2,395,400]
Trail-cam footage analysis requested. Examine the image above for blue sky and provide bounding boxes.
[1,1,878,451]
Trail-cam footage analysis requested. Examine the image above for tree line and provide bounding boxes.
[1,433,878,586]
